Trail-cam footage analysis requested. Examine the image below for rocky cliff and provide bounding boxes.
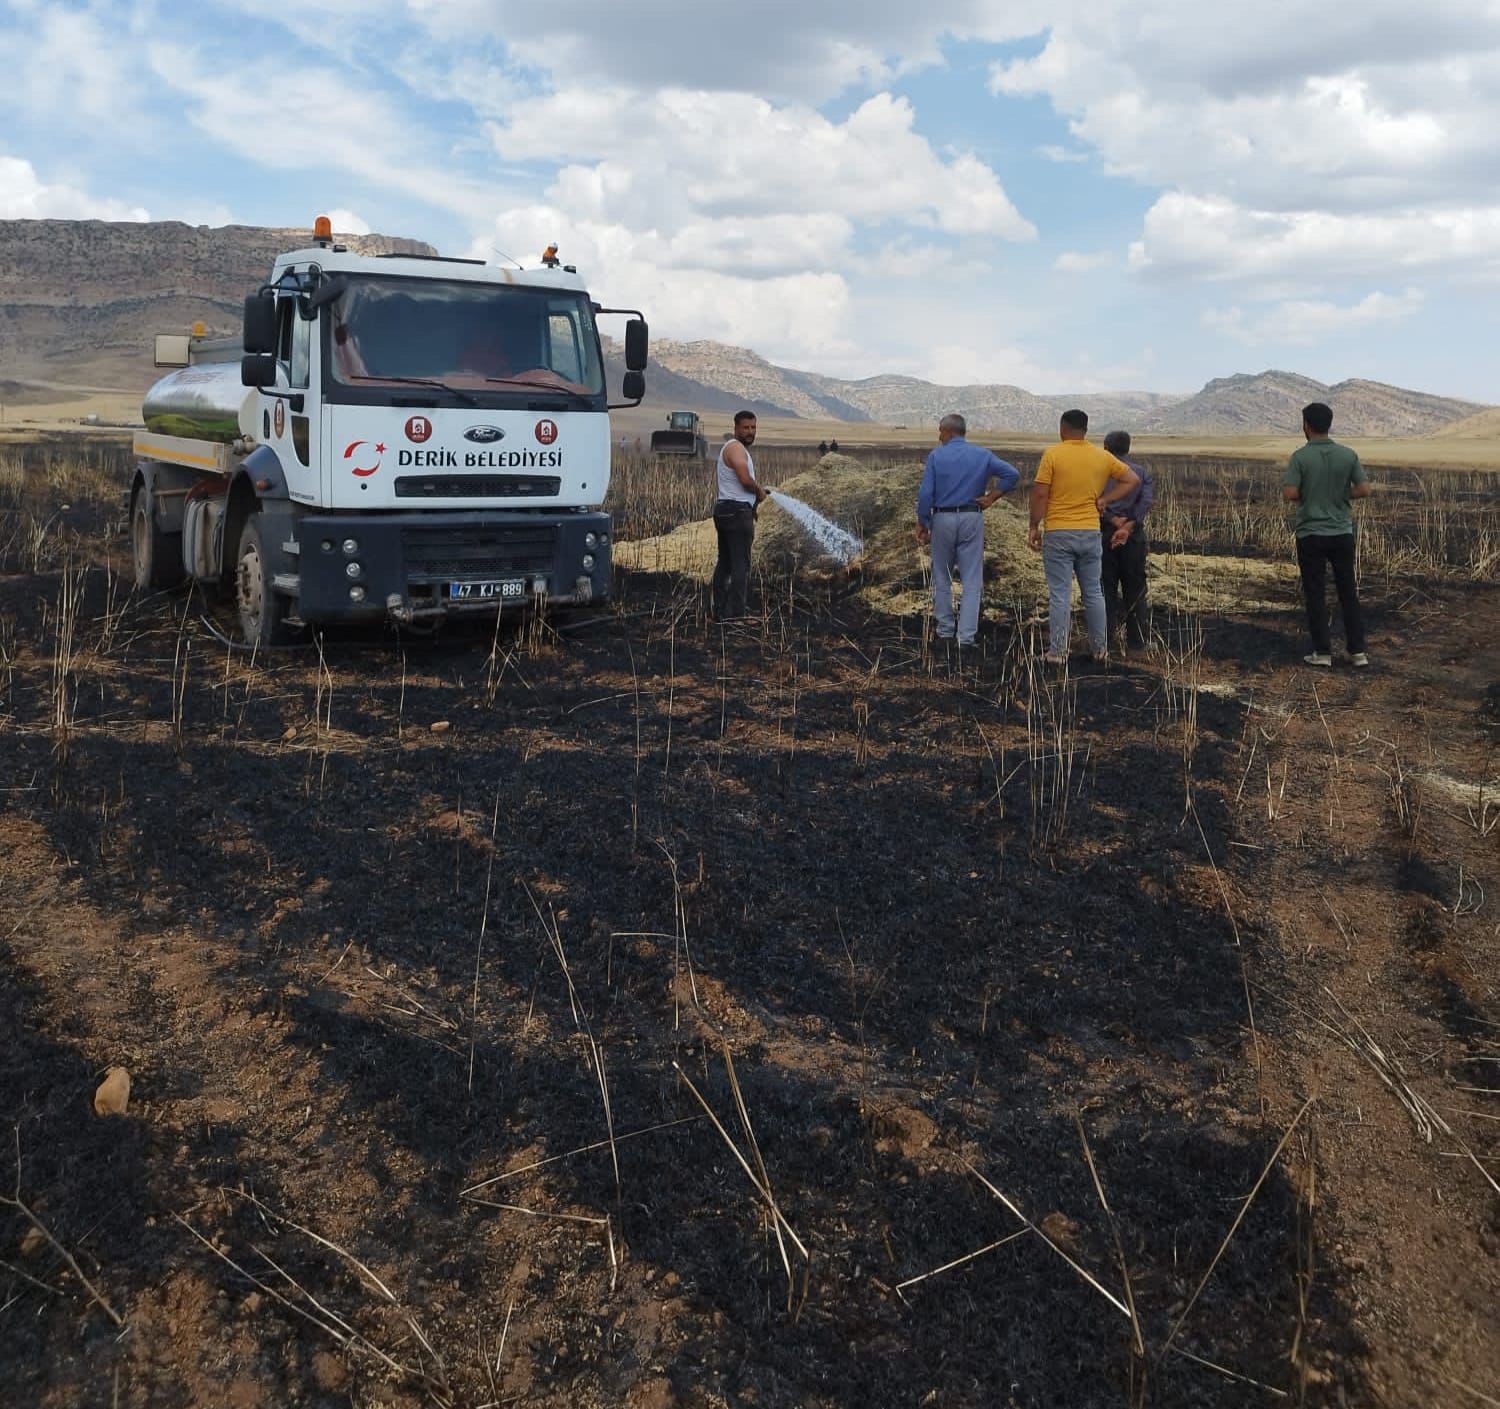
[0,219,434,389]
[1137,370,1485,437]
[648,338,1182,431]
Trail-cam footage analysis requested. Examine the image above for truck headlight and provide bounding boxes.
[581,554,595,571]
[345,561,363,579]
[349,585,366,602]
[584,532,597,548]
[342,537,360,556]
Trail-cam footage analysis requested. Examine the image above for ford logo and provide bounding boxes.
[463,425,505,444]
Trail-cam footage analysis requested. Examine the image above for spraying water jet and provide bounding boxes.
[770,493,863,566]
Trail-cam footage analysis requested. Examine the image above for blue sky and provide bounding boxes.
[2,0,1497,401]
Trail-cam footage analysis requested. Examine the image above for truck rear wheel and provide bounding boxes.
[131,481,185,591]
[236,513,295,647]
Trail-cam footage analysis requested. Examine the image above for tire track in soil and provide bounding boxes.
[1217,580,1500,1407]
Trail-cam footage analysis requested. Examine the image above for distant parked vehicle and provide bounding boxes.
[649,410,708,459]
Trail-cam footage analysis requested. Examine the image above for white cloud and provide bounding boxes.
[406,0,1031,103]
[0,3,147,131]
[467,201,856,367]
[466,83,1035,368]
[145,42,501,221]
[490,90,1035,242]
[1038,144,1090,164]
[0,155,148,221]
[1204,288,1427,346]
[1129,192,1500,285]
[920,341,1063,390]
[1054,250,1114,273]
[991,2,1500,213]
[325,208,371,236]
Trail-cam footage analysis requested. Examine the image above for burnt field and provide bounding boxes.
[1,440,1497,1408]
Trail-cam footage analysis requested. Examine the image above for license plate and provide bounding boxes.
[449,579,526,601]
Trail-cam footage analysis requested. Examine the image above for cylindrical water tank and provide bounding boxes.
[142,363,257,444]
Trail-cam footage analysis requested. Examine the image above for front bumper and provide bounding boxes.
[294,511,611,623]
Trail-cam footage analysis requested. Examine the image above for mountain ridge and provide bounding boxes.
[0,218,1486,436]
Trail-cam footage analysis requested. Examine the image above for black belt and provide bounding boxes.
[933,503,982,514]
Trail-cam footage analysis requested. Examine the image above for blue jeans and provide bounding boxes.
[1042,529,1106,656]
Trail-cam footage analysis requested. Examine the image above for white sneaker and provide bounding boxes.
[1303,652,1332,667]
[1350,652,1370,668]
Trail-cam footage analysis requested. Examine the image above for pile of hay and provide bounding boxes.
[616,453,1043,613]
[752,454,1042,617]
[615,452,1296,618]
[613,516,720,579]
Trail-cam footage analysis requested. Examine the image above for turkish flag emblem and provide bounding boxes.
[535,418,559,445]
[344,440,385,478]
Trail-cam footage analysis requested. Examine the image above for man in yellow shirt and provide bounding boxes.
[1028,409,1141,663]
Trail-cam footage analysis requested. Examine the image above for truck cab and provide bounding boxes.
[131,222,647,645]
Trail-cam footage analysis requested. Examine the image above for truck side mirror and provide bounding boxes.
[241,353,276,389]
[624,318,648,371]
[307,273,347,313]
[622,370,645,402]
[243,293,278,355]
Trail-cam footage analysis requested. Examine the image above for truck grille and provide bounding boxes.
[402,524,557,579]
[394,475,562,499]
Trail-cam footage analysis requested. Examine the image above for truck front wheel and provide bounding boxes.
[131,481,185,591]
[236,514,295,647]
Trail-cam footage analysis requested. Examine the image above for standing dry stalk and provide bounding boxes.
[168,595,193,750]
[624,630,642,844]
[49,560,85,761]
[655,842,699,1029]
[662,613,677,778]
[397,647,407,741]
[468,785,503,1097]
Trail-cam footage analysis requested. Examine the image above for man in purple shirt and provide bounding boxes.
[915,414,1021,648]
[1099,430,1154,651]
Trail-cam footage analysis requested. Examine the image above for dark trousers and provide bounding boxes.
[1100,527,1149,645]
[711,500,755,618]
[1296,532,1365,654]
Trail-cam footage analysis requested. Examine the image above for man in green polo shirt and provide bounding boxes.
[1282,401,1371,668]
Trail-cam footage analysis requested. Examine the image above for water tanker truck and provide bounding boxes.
[131,219,648,645]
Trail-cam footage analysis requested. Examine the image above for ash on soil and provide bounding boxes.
[1,442,1496,1408]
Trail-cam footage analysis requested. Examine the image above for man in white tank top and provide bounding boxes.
[712,410,770,620]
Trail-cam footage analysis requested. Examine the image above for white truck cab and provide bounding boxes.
[131,220,648,644]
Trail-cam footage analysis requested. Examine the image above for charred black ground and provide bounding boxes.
[2,440,1495,1408]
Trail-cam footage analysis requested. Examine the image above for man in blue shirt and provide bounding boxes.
[915,414,1021,648]
[1099,429,1154,651]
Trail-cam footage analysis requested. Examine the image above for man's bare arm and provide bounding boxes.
[723,442,767,499]
[1350,480,1372,499]
[1282,485,1302,502]
[1027,482,1050,550]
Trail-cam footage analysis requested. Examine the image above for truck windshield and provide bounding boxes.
[325,276,605,402]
